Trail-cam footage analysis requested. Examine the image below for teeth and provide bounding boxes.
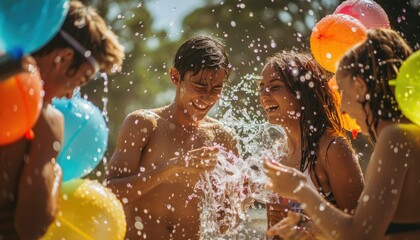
[264,105,278,111]
[192,102,207,110]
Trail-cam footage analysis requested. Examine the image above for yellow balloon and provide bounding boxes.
[41,179,126,240]
[393,49,420,126]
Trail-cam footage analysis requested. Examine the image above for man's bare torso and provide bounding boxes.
[124,110,231,240]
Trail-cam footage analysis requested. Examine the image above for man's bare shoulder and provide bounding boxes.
[123,109,161,130]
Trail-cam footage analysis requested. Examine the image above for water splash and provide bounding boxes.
[100,72,109,122]
[194,75,289,239]
[195,148,250,239]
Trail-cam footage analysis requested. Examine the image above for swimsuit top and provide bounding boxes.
[303,166,337,205]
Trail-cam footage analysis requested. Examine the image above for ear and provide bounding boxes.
[169,67,181,86]
[354,76,368,102]
[54,48,74,71]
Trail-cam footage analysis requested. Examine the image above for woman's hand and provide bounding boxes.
[267,211,315,240]
[263,159,308,201]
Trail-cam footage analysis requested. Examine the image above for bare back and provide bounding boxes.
[0,138,28,236]
[0,105,63,239]
[368,123,420,226]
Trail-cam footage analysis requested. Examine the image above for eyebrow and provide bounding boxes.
[260,78,283,86]
[59,30,100,75]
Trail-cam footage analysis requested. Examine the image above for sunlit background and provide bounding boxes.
[80,0,420,178]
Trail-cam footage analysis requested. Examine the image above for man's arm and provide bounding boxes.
[14,107,63,240]
[106,111,169,203]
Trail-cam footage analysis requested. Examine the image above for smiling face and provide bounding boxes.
[37,48,99,102]
[173,68,226,123]
[56,62,97,99]
[259,64,301,125]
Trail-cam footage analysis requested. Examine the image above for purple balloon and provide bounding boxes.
[334,0,390,29]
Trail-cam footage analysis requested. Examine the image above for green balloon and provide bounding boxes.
[394,50,420,126]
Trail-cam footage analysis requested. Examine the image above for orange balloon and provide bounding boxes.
[310,14,367,73]
[0,71,43,145]
[328,76,361,133]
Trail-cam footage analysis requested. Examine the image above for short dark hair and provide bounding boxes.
[173,36,231,80]
[337,28,413,142]
[33,0,124,74]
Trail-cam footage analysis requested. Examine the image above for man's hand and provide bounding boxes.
[171,147,219,174]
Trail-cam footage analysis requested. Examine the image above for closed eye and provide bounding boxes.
[213,88,223,93]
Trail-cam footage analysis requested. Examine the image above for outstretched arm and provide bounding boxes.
[264,126,409,240]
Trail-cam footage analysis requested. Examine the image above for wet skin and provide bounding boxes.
[260,63,364,239]
[0,51,97,239]
[265,73,420,239]
[106,69,238,239]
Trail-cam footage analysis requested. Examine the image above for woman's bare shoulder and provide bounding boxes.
[320,132,354,162]
[378,123,420,151]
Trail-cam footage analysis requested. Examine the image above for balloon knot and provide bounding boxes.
[25,129,35,140]
[351,129,358,140]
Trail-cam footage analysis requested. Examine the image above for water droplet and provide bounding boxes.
[53,141,61,151]
[362,194,369,202]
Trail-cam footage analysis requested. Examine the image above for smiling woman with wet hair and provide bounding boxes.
[259,51,364,239]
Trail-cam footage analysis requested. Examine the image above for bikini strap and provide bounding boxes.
[312,136,343,197]
[325,136,346,163]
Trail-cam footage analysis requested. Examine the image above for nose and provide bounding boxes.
[65,91,74,99]
[260,87,271,99]
[201,92,219,105]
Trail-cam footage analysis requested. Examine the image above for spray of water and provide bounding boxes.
[194,74,289,239]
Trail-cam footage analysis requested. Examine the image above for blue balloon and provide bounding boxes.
[0,0,69,54]
[52,97,108,182]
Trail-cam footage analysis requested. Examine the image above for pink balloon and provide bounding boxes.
[334,0,390,29]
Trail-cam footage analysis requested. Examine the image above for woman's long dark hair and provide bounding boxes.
[337,28,413,143]
[266,51,345,172]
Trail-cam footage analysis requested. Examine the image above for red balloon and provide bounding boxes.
[334,0,390,29]
[0,71,43,145]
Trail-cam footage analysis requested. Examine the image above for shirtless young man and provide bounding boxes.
[0,1,124,239]
[106,36,238,240]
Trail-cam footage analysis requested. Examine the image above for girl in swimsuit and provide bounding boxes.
[265,28,420,240]
[259,51,365,239]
